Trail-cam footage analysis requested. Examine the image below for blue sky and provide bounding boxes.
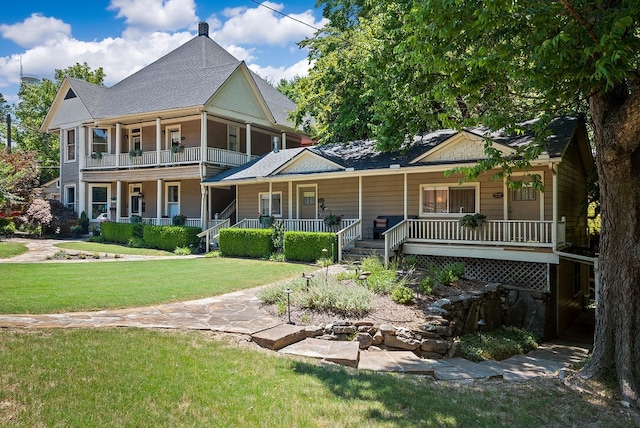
[0,0,327,105]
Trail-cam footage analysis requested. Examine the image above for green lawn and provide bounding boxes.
[0,328,634,427]
[0,258,310,314]
[0,241,28,258]
[55,241,174,256]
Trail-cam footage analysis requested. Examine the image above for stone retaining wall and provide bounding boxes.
[303,283,546,358]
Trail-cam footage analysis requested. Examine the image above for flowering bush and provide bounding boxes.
[21,198,76,236]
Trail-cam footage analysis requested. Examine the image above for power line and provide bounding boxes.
[249,0,321,31]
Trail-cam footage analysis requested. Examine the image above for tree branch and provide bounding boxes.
[559,0,599,45]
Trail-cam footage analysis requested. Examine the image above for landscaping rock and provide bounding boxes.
[420,338,449,354]
[355,332,373,349]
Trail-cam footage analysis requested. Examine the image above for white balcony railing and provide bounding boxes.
[117,217,201,227]
[84,147,258,169]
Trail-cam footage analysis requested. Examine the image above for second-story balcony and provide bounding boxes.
[84,147,258,170]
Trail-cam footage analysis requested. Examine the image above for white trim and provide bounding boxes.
[418,182,480,217]
[164,181,181,217]
[88,183,111,220]
[402,242,560,264]
[296,183,318,220]
[259,191,282,217]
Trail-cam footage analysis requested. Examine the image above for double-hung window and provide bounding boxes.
[65,185,76,212]
[259,192,282,217]
[92,128,108,155]
[228,125,238,152]
[165,182,180,218]
[66,129,76,162]
[89,184,110,220]
[420,184,479,216]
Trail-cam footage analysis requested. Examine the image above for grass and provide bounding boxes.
[0,242,28,258]
[55,241,174,256]
[460,327,540,362]
[0,328,636,427]
[0,258,310,314]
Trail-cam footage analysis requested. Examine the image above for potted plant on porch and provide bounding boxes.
[323,212,342,228]
[458,213,486,230]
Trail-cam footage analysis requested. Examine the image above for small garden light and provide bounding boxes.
[302,273,314,291]
[284,288,294,325]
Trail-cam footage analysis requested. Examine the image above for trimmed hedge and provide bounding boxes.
[101,222,136,244]
[284,231,337,262]
[219,228,273,258]
[143,225,201,251]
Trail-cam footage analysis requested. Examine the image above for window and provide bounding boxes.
[66,129,76,162]
[512,187,537,201]
[166,126,181,148]
[165,182,180,217]
[420,184,478,215]
[65,185,75,212]
[92,128,108,154]
[89,184,110,220]
[228,125,238,152]
[130,128,142,151]
[259,192,282,217]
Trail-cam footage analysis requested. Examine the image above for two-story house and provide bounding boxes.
[41,22,307,228]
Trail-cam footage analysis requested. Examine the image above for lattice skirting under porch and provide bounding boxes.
[414,255,550,292]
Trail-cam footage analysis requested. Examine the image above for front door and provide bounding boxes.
[508,184,540,220]
[298,186,317,219]
[129,184,142,217]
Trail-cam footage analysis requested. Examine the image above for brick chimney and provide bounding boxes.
[198,22,209,37]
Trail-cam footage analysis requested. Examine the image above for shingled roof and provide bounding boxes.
[203,116,584,185]
[55,23,296,126]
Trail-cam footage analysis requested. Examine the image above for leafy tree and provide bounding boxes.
[13,62,105,184]
[21,198,76,236]
[276,77,304,103]
[303,0,640,404]
[0,151,40,210]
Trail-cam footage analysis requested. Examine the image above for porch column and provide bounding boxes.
[201,112,207,162]
[200,185,207,229]
[115,123,121,168]
[288,181,292,219]
[551,166,558,247]
[268,181,273,216]
[281,132,287,149]
[78,126,86,216]
[116,180,122,222]
[156,118,162,166]
[403,172,408,219]
[156,179,162,223]
[358,175,363,221]
[245,123,252,162]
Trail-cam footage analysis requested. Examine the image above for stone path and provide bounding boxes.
[0,238,591,381]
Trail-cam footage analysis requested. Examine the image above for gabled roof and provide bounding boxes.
[43,29,298,128]
[203,116,586,185]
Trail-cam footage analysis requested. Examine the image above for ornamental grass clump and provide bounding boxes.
[460,326,540,362]
[359,255,408,295]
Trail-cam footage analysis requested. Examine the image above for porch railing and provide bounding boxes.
[406,219,556,247]
[383,221,409,261]
[337,220,362,262]
[197,219,231,251]
[84,147,258,169]
[117,217,201,227]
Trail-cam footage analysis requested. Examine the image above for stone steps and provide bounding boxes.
[251,324,307,350]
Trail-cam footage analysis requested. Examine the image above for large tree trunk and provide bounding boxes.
[582,84,640,406]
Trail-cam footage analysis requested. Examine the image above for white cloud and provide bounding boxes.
[108,0,198,32]
[223,45,256,62]
[212,2,327,47]
[0,13,71,48]
[248,58,312,84]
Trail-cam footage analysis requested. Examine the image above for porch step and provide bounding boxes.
[343,239,387,262]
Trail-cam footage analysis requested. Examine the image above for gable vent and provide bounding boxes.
[64,89,77,100]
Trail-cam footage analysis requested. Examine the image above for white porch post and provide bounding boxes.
[281,132,287,149]
[403,172,408,219]
[78,126,86,216]
[245,123,252,162]
[552,166,558,247]
[116,180,122,222]
[201,112,207,162]
[268,182,273,216]
[156,179,163,223]
[156,118,162,165]
[358,175,363,221]
[288,181,293,219]
[115,123,121,168]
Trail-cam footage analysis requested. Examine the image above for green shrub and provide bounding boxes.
[283,231,337,262]
[419,276,435,294]
[143,225,201,252]
[391,286,415,305]
[174,246,192,255]
[88,235,106,243]
[435,262,466,285]
[459,326,539,362]
[101,222,136,244]
[0,218,16,235]
[127,236,146,248]
[358,255,406,295]
[219,228,273,258]
[78,211,89,234]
